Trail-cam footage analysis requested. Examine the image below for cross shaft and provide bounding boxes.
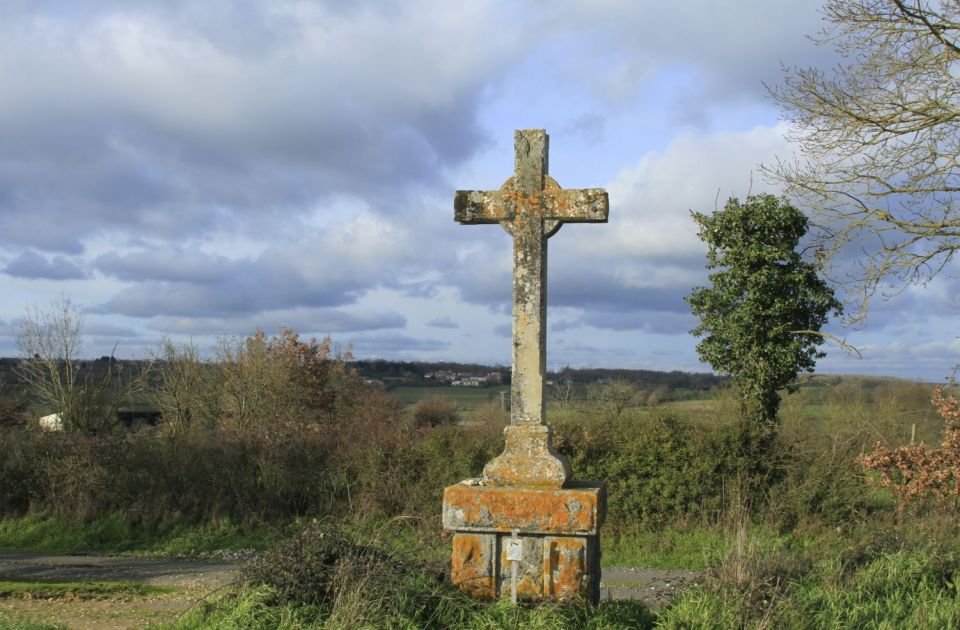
[453,129,608,487]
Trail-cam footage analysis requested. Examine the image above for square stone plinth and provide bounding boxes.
[442,481,605,602]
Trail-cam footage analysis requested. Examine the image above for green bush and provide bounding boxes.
[555,409,741,528]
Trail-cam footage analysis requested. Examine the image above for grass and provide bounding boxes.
[0,513,286,556]
[603,526,727,570]
[0,578,175,600]
[167,584,657,630]
[389,385,508,409]
[658,545,960,628]
[0,612,64,630]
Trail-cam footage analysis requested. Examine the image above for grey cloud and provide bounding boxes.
[0,1,516,252]
[818,336,960,382]
[552,272,692,313]
[3,250,86,280]
[493,324,512,338]
[95,214,439,318]
[99,279,331,318]
[554,340,602,354]
[553,339,635,358]
[84,321,140,338]
[553,308,695,334]
[455,257,693,314]
[347,334,449,355]
[426,316,459,329]
[581,310,696,334]
[96,250,236,284]
[147,308,404,336]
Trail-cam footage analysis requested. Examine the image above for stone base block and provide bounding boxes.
[442,481,605,602]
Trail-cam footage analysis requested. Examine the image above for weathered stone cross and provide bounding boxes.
[455,129,608,488]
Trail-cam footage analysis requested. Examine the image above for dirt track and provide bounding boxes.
[0,553,236,589]
[0,553,702,628]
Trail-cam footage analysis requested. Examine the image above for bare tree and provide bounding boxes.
[587,380,638,420]
[767,0,960,321]
[152,338,219,433]
[549,376,578,410]
[16,296,145,433]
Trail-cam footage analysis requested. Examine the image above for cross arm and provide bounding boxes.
[542,188,608,223]
[455,188,608,225]
[454,189,514,224]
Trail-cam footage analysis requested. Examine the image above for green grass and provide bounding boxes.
[603,526,727,570]
[0,578,176,600]
[389,385,508,409]
[0,513,287,556]
[658,546,960,629]
[0,612,65,630]
[167,584,656,630]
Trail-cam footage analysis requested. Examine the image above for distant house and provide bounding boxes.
[452,376,486,387]
[425,371,457,383]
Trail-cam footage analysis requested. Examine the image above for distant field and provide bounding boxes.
[388,385,509,409]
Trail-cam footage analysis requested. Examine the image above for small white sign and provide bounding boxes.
[506,538,523,561]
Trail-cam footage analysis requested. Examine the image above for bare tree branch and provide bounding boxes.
[766,1,960,322]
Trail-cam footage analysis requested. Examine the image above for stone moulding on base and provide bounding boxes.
[481,425,572,488]
[442,480,606,602]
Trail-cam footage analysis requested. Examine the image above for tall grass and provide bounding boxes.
[658,546,960,629]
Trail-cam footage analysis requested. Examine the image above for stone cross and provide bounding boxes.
[455,129,608,487]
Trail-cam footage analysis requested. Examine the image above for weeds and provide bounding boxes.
[0,579,175,600]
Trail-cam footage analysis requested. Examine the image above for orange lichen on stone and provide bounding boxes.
[451,533,496,599]
[544,537,585,600]
[442,483,605,535]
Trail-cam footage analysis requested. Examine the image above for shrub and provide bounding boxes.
[0,399,27,429]
[241,522,459,626]
[859,386,960,517]
[554,409,741,528]
[412,396,460,428]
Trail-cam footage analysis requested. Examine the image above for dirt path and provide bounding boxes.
[0,553,702,628]
[0,553,236,589]
[600,566,703,609]
[0,553,236,630]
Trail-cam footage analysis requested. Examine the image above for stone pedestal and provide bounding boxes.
[442,481,605,602]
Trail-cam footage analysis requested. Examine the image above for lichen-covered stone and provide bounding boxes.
[451,533,495,598]
[446,129,609,603]
[453,130,609,488]
[442,481,605,534]
[444,483,604,602]
[482,425,570,488]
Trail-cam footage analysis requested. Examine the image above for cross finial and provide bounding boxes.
[514,129,547,193]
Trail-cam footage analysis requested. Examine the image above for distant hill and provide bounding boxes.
[350,359,727,391]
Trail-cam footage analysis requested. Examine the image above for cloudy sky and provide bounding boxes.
[0,0,957,381]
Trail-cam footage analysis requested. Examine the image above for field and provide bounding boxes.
[1,343,957,628]
[387,384,509,410]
